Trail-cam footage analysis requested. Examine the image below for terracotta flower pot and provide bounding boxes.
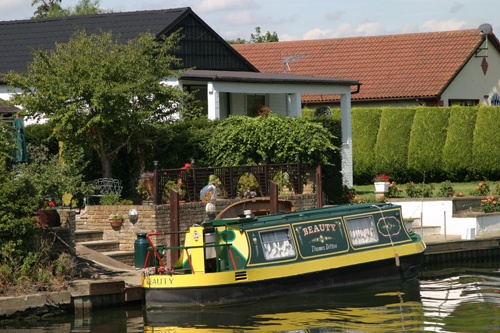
[109,218,123,227]
[35,209,61,228]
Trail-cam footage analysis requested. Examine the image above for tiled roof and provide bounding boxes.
[233,30,496,103]
[0,8,191,75]
[0,7,258,78]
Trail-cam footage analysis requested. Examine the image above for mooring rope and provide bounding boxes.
[371,205,400,267]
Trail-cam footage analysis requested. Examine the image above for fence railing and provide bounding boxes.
[153,162,307,204]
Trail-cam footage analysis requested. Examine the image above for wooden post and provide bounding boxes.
[153,168,159,205]
[170,189,180,265]
[316,164,323,208]
[270,180,279,214]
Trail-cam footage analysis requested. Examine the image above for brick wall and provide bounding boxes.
[75,194,317,252]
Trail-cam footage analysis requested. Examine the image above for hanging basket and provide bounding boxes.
[109,218,123,227]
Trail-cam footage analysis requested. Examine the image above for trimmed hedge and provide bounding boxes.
[352,108,381,184]
[353,105,500,184]
[442,107,477,181]
[407,107,450,181]
[374,108,416,182]
[473,106,500,179]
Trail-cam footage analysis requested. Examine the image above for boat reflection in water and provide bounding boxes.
[143,279,424,332]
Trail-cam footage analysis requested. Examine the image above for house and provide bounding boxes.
[0,99,20,125]
[0,7,359,185]
[233,28,500,108]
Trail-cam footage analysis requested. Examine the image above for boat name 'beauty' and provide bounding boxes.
[302,223,336,236]
[147,277,174,286]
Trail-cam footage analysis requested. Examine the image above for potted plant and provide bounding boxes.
[373,174,390,195]
[136,171,155,203]
[35,199,61,228]
[109,213,124,227]
[237,172,260,198]
[163,178,186,203]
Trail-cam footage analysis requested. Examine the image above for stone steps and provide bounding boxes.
[75,230,134,267]
[407,218,442,236]
[103,250,135,266]
[75,230,103,242]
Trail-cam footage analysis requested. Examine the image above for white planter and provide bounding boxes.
[374,182,390,193]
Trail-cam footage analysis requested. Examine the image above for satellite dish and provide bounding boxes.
[478,23,493,35]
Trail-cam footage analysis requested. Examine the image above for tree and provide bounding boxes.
[32,0,109,18]
[227,27,279,44]
[31,0,66,18]
[4,30,189,178]
[72,0,108,15]
[250,27,279,43]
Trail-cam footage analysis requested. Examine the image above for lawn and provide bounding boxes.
[353,181,495,202]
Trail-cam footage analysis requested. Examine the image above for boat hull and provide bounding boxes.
[144,251,423,307]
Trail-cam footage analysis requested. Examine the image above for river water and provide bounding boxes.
[2,263,500,332]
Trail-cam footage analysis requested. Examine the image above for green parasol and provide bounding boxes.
[13,115,28,163]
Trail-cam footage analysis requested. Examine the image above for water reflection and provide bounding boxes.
[144,279,424,332]
[420,265,500,332]
[3,265,500,332]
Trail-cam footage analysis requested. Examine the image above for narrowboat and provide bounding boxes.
[141,201,426,307]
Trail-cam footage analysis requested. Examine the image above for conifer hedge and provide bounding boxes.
[353,105,500,184]
[472,106,500,179]
[407,107,450,181]
[352,108,381,184]
[442,107,477,181]
[373,108,416,182]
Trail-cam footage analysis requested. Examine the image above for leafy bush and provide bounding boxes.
[438,180,455,197]
[405,182,435,198]
[480,195,500,213]
[14,143,90,207]
[100,193,121,205]
[388,181,403,198]
[343,185,366,204]
[469,181,490,196]
[237,173,260,198]
[207,115,338,167]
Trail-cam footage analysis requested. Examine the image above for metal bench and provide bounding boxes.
[86,178,123,204]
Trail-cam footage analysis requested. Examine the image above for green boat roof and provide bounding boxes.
[209,202,401,229]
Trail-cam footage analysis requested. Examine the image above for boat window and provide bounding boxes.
[346,216,379,247]
[259,228,296,261]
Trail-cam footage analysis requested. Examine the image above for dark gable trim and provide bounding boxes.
[0,7,258,81]
[181,70,359,87]
[168,9,258,72]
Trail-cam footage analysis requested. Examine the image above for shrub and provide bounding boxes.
[343,186,367,204]
[388,181,403,198]
[237,173,260,198]
[469,181,490,196]
[405,182,435,198]
[163,179,186,201]
[481,195,500,213]
[100,193,121,205]
[438,180,455,197]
